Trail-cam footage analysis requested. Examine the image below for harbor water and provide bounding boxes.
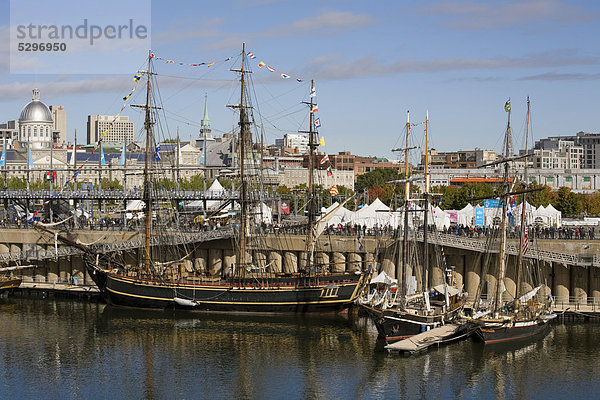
[0,297,598,399]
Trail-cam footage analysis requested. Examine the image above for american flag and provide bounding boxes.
[522,225,529,254]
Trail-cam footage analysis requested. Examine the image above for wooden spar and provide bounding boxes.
[494,101,512,313]
[306,80,315,265]
[143,50,153,272]
[515,96,531,305]
[422,111,429,293]
[401,111,410,297]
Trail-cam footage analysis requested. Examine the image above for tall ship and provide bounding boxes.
[358,111,466,344]
[77,46,369,312]
[469,98,556,344]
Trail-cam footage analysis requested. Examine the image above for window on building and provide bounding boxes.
[566,177,572,182]
[584,177,591,182]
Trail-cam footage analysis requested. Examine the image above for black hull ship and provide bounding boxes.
[472,314,556,344]
[469,98,555,344]
[358,112,466,344]
[86,264,366,313]
[364,300,464,343]
[76,46,370,313]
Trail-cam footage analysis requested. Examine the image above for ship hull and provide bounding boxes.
[474,315,556,344]
[362,304,464,344]
[86,261,367,313]
[0,278,22,293]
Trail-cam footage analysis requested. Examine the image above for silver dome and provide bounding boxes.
[19,89,53,123]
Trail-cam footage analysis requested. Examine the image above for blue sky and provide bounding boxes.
[1,0,599,164]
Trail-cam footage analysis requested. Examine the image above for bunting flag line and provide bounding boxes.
[311,105,318,113]
[319,136,325,146]
[153,53,235,68]
[246,49,307,83]
[310,83,316,98]
[315,118,321,128]
[330,186,338,196]
[326,166,332,176]
[133,74,142,82]
[154,144,161,161]
[320,154,329,165]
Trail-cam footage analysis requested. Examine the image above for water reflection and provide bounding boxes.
[1,298,600,399]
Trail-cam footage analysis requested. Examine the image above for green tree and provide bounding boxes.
[355,168,401,193]
[555,186,581,215]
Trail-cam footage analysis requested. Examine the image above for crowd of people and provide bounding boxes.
[1,214,597,241]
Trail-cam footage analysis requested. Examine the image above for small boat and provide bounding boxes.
[359,111,466,344]
[469,98,555,344]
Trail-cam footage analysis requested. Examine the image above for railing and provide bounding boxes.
[414,231,600,267]
[551,296,600,312]
[0,225,235,263]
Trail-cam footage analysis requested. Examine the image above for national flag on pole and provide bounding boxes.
[314,118,321,128]
[120,142,126,165]
[330,185,338,195]
[100,144,106,165]
[326,166,332,176]
[319,136,325,146]
[258,62,266,68]
[319,154,329,165]
[311,105,318,113]
[266,65,276,72]
[522,225,529,254]
[247,52,256,59]
[154,144,161,161]
[310,83,316,98]
[0,145,5,167]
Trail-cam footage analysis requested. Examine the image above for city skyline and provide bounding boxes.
[0,0,599,165]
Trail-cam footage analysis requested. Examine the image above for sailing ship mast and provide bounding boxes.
[134,51,157,272]
[515,96,531,307]
[494,99,512,313]
[422,111,429,293]
[401,111,410,297]
[305,80,316,271]
[229,43,251,270]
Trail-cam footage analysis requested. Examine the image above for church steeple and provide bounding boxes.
[199,94,213,141]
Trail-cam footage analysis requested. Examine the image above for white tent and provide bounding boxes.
[535,204,561,227]
[456,203,474,226]
[432,205,451,230]
[252,202,273,224]
[370,270,398,286]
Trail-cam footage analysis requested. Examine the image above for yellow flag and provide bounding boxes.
[319,137,325,146]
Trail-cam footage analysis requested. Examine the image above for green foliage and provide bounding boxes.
[526,183,556,208]
[555,186,581,215]
[100,178,124,190]
[355,168,401,193]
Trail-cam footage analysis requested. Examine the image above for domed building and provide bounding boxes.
[19,88,54,149]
